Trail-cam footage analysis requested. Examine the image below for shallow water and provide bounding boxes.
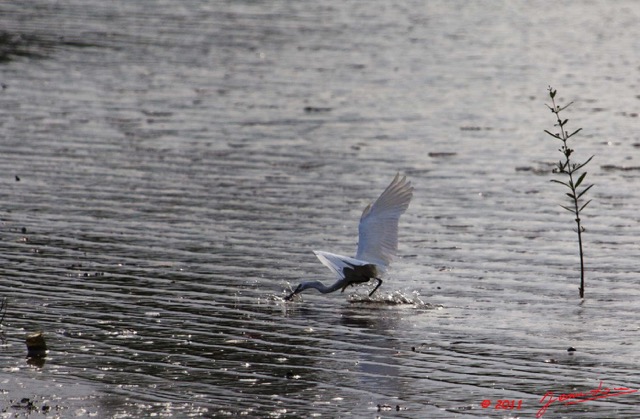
[1,0,640,417]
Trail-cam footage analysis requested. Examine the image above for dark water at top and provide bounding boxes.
[1,1,639,417]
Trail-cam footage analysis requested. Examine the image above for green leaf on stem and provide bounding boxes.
[550,179,571,188]
[544,129,561,139]
[575,172,587,188]
[568,128,582,138]
[573,155,594,172]
[579,199,592,212]
[577,183,594,199]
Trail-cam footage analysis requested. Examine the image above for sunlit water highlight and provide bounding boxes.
[1,1,640,417]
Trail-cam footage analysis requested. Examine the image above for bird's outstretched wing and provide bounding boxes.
[355,174,413,269]
[314,250,369,279]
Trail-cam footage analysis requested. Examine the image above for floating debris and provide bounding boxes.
[303,106,332,113]
[10,397,54,414]
[428,152,457,158]
[377,404,392,411]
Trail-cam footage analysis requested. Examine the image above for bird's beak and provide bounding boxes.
[284,285,300,301]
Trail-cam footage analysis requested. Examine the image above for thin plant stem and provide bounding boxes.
[545,87,593,299]
[0,297,6,326]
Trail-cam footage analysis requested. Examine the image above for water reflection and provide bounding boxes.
[1,0,640,417]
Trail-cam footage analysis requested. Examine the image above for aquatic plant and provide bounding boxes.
[0,297,6,326]
[544,87,594,298]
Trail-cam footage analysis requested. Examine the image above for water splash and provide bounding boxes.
[348,290,443,309]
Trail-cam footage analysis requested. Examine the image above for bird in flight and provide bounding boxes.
[285,174,413,300]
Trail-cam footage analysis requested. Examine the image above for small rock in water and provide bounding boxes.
[26,332,47,358]
[567,347,576,353]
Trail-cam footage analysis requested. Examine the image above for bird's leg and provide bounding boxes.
[368,278,383,297]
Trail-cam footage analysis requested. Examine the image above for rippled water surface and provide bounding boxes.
[1,1,640,417]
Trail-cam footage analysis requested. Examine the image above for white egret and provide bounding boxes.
[285,174,413,300]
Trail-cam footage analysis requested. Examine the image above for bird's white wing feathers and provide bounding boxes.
[355,174,413,269]
[313,250,369,279]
